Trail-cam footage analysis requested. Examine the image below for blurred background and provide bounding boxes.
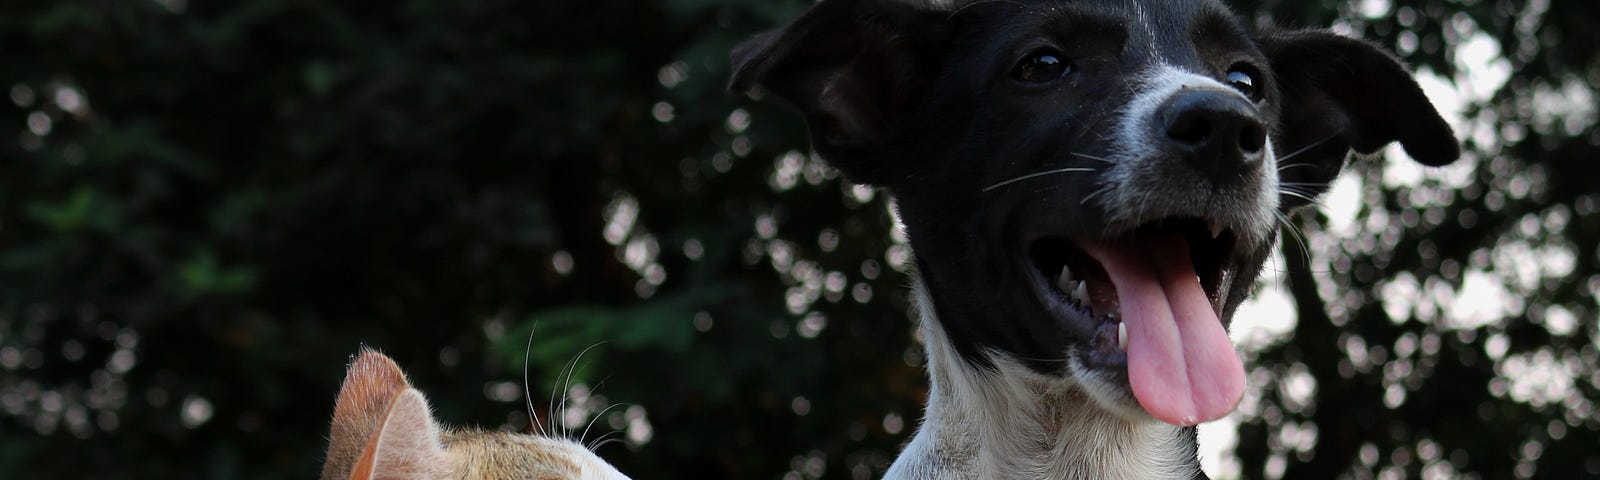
[0,0,1596,478]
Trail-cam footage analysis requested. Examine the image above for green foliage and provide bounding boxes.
[493,285,741,387]
[24,185,122,233]
[0,0,1595,479]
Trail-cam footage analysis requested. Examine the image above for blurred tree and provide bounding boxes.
[0,0,1593,479]
[1229,0,1600,479]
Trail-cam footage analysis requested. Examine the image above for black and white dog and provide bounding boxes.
[730,0,1458,477]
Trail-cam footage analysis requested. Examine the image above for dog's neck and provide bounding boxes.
[886,281,1204,480]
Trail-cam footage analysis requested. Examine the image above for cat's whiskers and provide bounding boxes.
[522,322,545,436]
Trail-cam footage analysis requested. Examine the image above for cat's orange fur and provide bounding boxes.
[320,348,631,480]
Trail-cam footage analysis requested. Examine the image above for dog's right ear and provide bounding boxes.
[1259,30,1461,209]
[728,0,949,185]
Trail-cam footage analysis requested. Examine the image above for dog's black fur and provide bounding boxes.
[732,0,1457,476]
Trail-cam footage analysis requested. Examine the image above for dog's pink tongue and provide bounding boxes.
[1082,235,1244,426]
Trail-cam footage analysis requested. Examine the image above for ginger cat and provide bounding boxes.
[319,348,631,480]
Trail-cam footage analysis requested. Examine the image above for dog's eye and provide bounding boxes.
[1225,67,1260,100]
[1012,52,1071,83]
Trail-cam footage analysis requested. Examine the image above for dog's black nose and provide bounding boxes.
[1158,89,1266,178]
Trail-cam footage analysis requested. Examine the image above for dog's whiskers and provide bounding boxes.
[1273,210,1311,260]
[949,0,1046,18]
[1070,152,1114,164]
[1276,163,1318,173]
[1135,190,1156,228]
[1276,133,1340,166]
[1279,186,1325,208]
[981,167,1094,193]
[1081,184,1113,206]
[1009,355,1071,365]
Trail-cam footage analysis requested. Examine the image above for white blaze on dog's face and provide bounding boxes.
[1108,65,1279,249]
[731,0,1457,426]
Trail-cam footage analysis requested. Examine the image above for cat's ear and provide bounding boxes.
[321,349,446,480]
[346,389,449,480]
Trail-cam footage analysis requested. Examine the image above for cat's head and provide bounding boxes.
[319,348,631,480]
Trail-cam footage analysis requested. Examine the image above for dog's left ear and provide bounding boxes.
[728,0,949,186]
[1260,30,1461,208]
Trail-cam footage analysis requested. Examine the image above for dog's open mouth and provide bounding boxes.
[1029,219,1237,346]
[1027,218,1246,426]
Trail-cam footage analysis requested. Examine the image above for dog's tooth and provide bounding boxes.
[1072,281,1089,306]
[1117,322,1128,351]
[1056,266,1075,293]
[1208,219,1225,239]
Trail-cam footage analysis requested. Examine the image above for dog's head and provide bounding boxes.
[730,0,1458,426]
